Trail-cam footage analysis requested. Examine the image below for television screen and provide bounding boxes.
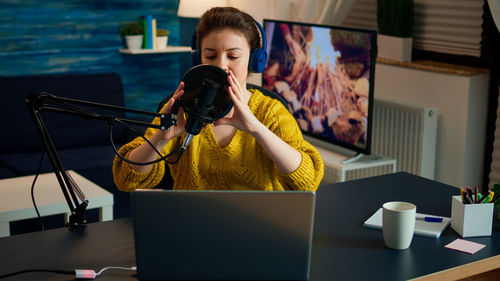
[262,19,376,154]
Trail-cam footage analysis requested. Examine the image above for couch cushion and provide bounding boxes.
[0,165,16,179]
[0,73,126,154]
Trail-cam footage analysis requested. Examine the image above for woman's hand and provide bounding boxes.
[215,71,302,175]
[127,82,187,173]
[158,81,186,141]
[214,70,261,134]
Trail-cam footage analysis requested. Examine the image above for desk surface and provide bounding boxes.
[0,172,499,280]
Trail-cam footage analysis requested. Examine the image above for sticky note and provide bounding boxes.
[444,238,485,254]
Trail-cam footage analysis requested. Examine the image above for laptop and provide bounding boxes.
[131,190,316,280]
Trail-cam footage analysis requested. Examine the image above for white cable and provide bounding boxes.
[96,266,137,276]
[75,266,137,279]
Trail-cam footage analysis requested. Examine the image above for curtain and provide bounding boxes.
[488,0,500,32]
[342,0,484,57]
[486,0,500,187]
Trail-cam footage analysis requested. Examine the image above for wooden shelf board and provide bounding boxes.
[119,46,191,54]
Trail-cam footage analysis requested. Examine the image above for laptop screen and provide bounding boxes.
[131,190,316,280]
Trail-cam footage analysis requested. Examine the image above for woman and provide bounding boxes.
[113,7,324,191]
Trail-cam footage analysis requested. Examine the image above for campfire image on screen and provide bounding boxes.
[264,22,373,149]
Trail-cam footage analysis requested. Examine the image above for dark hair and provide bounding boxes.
[196,7,260,50]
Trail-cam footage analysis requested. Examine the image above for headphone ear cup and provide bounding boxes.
[248,19,267,73]
[248,48,267,73]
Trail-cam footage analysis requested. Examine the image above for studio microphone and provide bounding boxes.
[178,65,233,154]
[181,78,220,150]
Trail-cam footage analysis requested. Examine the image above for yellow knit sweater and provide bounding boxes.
[113,89,324,191]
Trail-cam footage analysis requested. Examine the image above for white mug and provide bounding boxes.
[382,201,416,250]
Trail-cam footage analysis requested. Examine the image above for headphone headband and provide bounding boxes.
[191,18,267,73]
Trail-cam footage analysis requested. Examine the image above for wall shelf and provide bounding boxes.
[119,46,191,54]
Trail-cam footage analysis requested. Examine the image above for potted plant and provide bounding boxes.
[157,29,170,49]
[120,22,144,50]
[377,0,414,62]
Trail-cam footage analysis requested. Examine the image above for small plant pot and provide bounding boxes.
[157,36,168,49]
[125,35,143,50]
[377,34,412,62]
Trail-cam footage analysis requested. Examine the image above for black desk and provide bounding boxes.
[1,172,499,280]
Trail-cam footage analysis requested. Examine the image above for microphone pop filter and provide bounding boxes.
[181,64,232,123]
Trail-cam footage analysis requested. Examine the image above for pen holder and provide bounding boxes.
[451,195,494,237]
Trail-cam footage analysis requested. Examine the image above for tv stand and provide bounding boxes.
[342,152,388,164]
[342,153,364,164]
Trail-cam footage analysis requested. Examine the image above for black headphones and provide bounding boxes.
[191,19,268,73]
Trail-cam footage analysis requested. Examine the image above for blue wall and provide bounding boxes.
[0,0,192,111]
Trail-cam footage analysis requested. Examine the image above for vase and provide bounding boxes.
[157,36,168,49]
[377,34,412,62]
[124,35,143,50]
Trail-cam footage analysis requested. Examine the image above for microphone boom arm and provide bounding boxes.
[25,92,174,231]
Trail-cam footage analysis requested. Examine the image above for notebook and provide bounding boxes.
[363,208,451,238]
[131,190,316,280]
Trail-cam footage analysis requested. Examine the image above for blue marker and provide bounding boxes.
[416,217,443,223]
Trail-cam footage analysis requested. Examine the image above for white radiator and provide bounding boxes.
[315,145,397,185]
[320,159,397,184]
[372,98,438,179]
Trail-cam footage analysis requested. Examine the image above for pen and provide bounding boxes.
[416,217,444,223]
[487,191,495,203]
[466,186,473,203]
[479,191,493,204]
[461,188,465,203]
[474,187,479,203]
[463,189,473,204]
